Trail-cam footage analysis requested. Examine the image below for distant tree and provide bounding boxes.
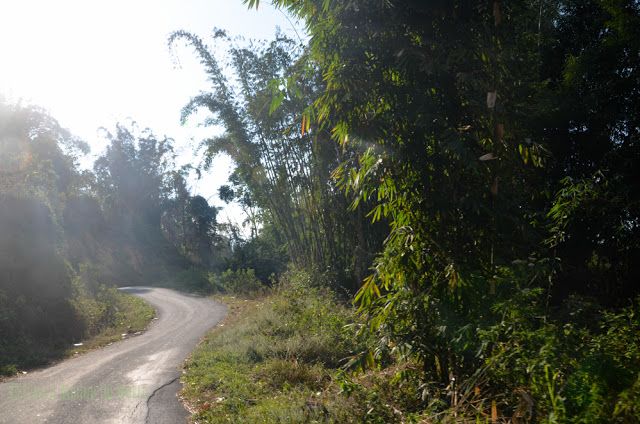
[0,101,88,210]
[162,170,219,267]
[90,123,195,280]
[93,124,174,232]
[218,174,261,238]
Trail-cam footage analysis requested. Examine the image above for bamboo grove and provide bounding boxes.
[180,1,640,421]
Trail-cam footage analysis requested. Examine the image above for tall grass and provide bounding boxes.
[181,267,426,423]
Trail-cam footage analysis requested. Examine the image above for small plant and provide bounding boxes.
[0,363,18,377]
[181,266,432,423]
[208,268,264,295]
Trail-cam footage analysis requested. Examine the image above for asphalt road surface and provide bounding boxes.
[0,287,226,424]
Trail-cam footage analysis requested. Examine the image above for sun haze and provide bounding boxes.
[0,0,300,221]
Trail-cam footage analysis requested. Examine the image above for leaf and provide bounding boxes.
[269,91,285,115]
[367,204,383,223]
[479,152,497,161]
[486,91,497,109]
[355,274,382,308]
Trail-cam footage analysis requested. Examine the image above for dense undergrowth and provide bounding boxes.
[182,267,640,423]
[182,268,425,423]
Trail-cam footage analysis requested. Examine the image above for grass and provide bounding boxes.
[180,268,426,423]
[181,267,640,423]
[64,289,155,357]
[0,288,155,377]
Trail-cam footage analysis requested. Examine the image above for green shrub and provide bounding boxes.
[208,268,264,296]
[69,264,121,337]
[171,268,211,293]
[0,363,17,377]
[183,266,365,422]
[467,293,640,423]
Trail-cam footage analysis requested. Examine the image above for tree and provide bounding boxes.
[90,123,194,281]
[0,101,88,211]
[94,123,174,231]
[162,170,220,267]
[246,0,640,419]
[1,101,88,368]
[170,30,383,290]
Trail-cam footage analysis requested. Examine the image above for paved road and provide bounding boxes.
[0,287,226,424]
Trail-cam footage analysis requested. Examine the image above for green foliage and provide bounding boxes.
[0,364,18,377]
[69,266,155,346]
[182,267,362,422]
[0,260,155,374]
[90,123,194,281]
[221,220,288,281]
[470,293,640,423]
[0,102,159,373]
[208,268,264,296]
[546,168,640,301]
[60,122,214,284]
[182,268,436,423]
[162,171,220,268]
[243,0,640,421]
[70,292,118,338]
[171,29,384,292]
[0,194,80,371]
[168,268,212,293]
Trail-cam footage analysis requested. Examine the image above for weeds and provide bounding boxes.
[181,267,428,423]
[0,267,154,377]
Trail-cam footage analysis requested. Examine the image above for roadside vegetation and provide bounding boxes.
[182,267,426,423]
[0,101,211,375]
[0,278,154,377]
[175,1,640,422]
[2,1,640,422]
[64,272,156,358]
[184,266,640,423]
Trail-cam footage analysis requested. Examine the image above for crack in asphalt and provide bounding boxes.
[144,377,179,424]
[130,399,143,420]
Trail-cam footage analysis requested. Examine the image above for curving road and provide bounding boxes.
[0,287,226,424]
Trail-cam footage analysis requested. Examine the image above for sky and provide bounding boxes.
[0,0,303,227]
